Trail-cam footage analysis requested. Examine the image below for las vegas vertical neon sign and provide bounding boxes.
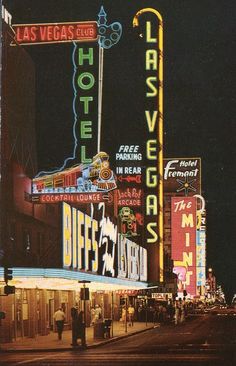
[133,9,164,282]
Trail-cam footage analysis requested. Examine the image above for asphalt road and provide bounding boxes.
[1,308,235,366]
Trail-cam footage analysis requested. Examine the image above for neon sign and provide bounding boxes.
[132,9,164,282]
[2,5,12,25]
[32,151,117,195]
[62,202,147,281]
[171,197,197,296]
[117,234,147,281]
[164,158,201,195]
[27,8,121,198]
[117,188,142,207]
[13,22,97,45]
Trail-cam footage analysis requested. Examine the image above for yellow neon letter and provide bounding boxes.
[63,202,72,268]
[146,167,157,187]
[145,110,158,132]
[147,222,158,243]
[146,76,158,97]
[146,21,157,43]
[92,220,98,272]
[146,50,158,70]
[181,214,194,228]
[146,195,158,215]
[77,210,84,269]
[147,139,157,160]
[84,214,92,271]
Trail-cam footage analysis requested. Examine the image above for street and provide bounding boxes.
[1,307,235,366]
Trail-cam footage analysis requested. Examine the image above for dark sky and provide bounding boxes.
[4,0,236,300]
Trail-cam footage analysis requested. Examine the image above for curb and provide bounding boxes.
[0,325,155,353]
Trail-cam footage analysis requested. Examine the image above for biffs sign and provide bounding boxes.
[171,197,197,296]
[13,22,97,45]
[62,202,147,281]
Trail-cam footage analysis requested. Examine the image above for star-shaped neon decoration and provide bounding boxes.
[176,176,197,196]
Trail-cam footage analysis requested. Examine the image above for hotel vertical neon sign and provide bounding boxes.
[133,9,164,282]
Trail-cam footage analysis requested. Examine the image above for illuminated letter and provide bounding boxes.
[146,76,157,97]
[183,252,193,266]
[63,202,72,268]
[146,195,158,215]
[185,232,190,247]
[78,47,93,65]
[182,214,194,228]
[81,121,92,138]
[77,72,95,90]
[77,210,84,269]
[146,21,157,43]
[81,146,92,163]
[140,247,148,281]
[147,223,158,243]
[146,50,158,70]
[145,110,157,132]
[84,214,92,271]
[92,220,98,273]
[164,160,179,179]
[80,96,93,114]
[72,207,77,268]
[147,139,157,160]
[146,167,157,187]
[185,270,193,285]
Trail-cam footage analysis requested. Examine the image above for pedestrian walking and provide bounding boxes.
[121,306,127,325]
[167,300,174,323]
[174,300,181,325]
[53,307,65,340]
[180,299,186,324]
[71,306,79,346]
[128,304,135,326]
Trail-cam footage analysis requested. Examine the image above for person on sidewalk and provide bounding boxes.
[180,299,186,324]
[121,306,127,325]
[94,304,102,322]
[71,306,79,346]
[53,307,65,340]
[71,308,86,347]
[90,307,96,325]
[76,311,86,347]
[174,300,181,325]
[128,304,135,326]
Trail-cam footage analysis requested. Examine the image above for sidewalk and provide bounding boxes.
[0,321,155,352]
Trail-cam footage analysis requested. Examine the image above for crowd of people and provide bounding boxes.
[136,298,201,325]
[53,299,204,346]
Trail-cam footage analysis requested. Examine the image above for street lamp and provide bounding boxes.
[78,280,91,347]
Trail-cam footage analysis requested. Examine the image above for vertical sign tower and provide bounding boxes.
[133,8,164,283]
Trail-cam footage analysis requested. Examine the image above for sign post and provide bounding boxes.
[79,280,91,347]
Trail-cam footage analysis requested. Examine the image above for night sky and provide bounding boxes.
[4,0,236,300]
